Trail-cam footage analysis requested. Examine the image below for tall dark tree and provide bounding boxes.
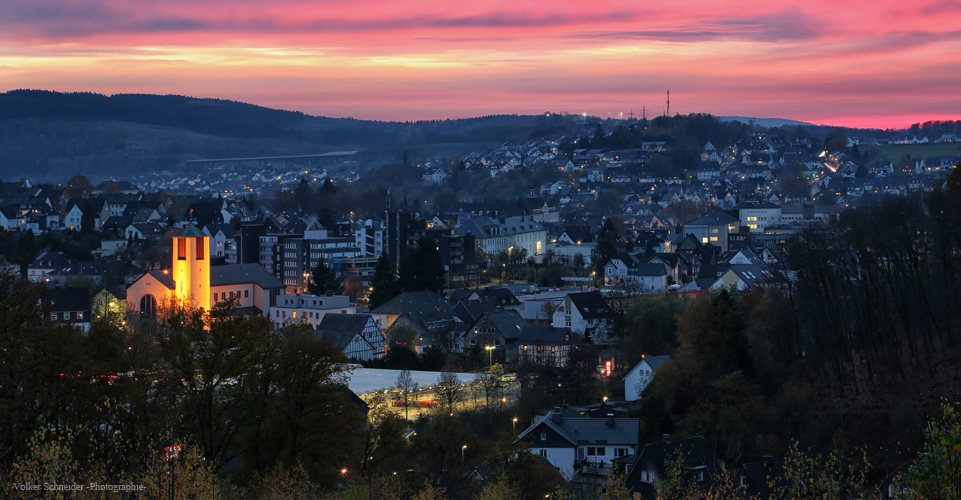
[368,252,400,309]
[65,174,94,199]
[307,257,343,295]
[398,237,446,293]
[294,177,314,209]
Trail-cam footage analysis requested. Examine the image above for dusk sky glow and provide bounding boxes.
[2,0,960,128]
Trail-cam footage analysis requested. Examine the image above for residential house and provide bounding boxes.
[622,355,671,401]
[552,291,613,338]
[515,326,574,367]
[516,410,639,479]
[315,313,385,360]
[626,436,716,500]
[43,287,92,332]
[462,309,529,360]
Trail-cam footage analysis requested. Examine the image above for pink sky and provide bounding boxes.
[1,0,959,128]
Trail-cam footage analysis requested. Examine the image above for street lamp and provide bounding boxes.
[485,345,495,367]
[513,417,518,429]
[462,445,467,467]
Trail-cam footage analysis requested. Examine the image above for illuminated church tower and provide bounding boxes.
[172,225,211,312]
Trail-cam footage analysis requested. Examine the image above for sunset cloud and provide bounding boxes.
[0,0,958,128]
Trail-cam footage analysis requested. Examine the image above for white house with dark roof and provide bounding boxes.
[516,410,640,479]
[315,313,385,360]
[552,291,613,337]
[623,355,671,401]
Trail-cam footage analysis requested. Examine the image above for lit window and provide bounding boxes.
[702,237,708,243]
[710,237,718,242]
[177,239,186,260]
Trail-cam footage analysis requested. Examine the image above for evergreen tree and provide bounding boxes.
[398,237,446,293]
[307,257,343,295]
[368,252,400,309]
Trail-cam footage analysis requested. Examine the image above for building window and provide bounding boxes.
[196,238,204,259]
[177,239,186,260]
[540,432,547,441]
[539,450,548,458]
[77,312,83,320]
[597,447,605,456]
[51,312,57,321]
[64,312,71,320]
[140,294,158,319]
[587,447,596,456]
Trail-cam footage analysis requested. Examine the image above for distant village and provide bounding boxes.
[1,121,959,499]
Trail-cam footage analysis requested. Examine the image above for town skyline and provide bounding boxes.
[1,0,959,128]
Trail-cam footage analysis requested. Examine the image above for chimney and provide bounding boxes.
[606,414,615,428]
[662,434,672,443]
[551,409,563,424]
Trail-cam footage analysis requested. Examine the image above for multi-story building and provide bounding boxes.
[455,215,547,262]
[269,293,356,328]
[261,224,359,294]
[354,218,385,257]
[683,211,740,252]
[736,202,782,234]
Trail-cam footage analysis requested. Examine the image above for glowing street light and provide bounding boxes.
[513,417,518,429]
[462,445,467,466]
[485,345,495,367]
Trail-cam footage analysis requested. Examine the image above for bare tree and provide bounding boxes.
[474,370,502,409]
[396,369,418,421]
[436,371,464,413]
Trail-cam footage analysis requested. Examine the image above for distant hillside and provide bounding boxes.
[718,116,820,128]
[0,90,586,180]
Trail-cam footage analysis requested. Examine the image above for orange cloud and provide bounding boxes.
[0,0,959,127]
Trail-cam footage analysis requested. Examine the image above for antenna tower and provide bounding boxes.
[666,90,670,117]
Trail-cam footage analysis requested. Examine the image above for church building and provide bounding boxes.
[127,225,285,319]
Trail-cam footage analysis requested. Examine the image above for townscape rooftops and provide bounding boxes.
[371,290,451,315]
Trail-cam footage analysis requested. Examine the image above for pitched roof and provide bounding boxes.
[210,264,285,289]
[43,287,91,312]
[517,326,570,345]
[624,355,672,382]
[567,291,612,319]
[478,309,528,340]
[316,313,373,336]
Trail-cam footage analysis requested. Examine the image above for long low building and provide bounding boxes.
[346,367,477,396]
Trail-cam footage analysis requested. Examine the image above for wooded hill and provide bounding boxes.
[0,90,582,180]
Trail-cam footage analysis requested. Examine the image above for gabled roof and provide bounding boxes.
[741,458,786,499]
[517,326,570,345]
[43,287,91,312]
[630,436,714,482]
[316,313,374,336]
[624,355,671,382]
[476,309,528,340]
[567,291,612,319]
[146,270,176,289]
